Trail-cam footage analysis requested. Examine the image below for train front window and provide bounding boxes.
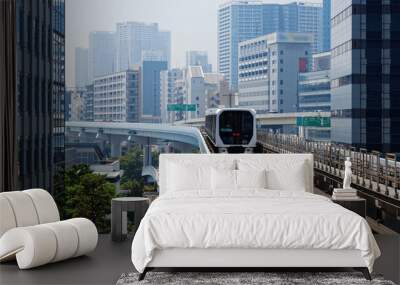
[219,111,253,145]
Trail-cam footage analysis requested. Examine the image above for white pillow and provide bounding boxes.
[236,169,267,189]
[237,159,307,192]
[264,161,306,191]
[211,168,237,191]
[167,162,211,192]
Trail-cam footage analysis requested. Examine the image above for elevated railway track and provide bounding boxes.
[257,131,400,234]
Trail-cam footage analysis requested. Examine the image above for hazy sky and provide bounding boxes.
[66,0,322,87]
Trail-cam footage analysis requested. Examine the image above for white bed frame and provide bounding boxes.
[139,154,371,281]
[143,248,370,280]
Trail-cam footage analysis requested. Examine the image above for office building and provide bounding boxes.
[160,69,184,123]
[313,51,331,71]
[204,73,229,109]
[52,0,66,186]
[186,51,212,73]
[298,2,323,53]
[298,63,331,112]
[186,66,206,119]
[141,61,168,122]
[142,49,168,62]
[238,32,312,114]
[65,86,93,122]
[65,89,84,121]
[83,85,94,121]
[331,0,400,152]
[88,31,116,83]
[218,0,322,90]
[75,47,89,88]
[2,0,62,191]
[155,30,171,68]
[298,52,331,141]
[116,22,171,71]
[93,70,140,122]
[218,1,263,90]
[322,0,331,52]
[172,79,187,121]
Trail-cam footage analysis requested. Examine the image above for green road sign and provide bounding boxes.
[296,117,331,127]
[167,104,197,112]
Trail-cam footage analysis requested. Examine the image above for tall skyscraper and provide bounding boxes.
[116,22,171,71]
[238,32,312,114]
[75,47,89,88]
[330,0,400,152]
[218,0,323,90]
[52,0,66,188]
[141,61,168,122]
[218,1,263,90]
[298,2,323,53]
[1,0,65,191]
[186,51,212,73]
[322,0,331,52]
[88,31,115,83]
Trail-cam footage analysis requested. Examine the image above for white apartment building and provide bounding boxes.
[93,70,139,122]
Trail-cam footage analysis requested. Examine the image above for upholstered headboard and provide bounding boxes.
[159,154,314,195]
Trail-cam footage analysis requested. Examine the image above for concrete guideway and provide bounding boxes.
[66,121,211,183]
[66,121,210,154]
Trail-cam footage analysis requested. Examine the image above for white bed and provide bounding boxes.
[131,154,380,280]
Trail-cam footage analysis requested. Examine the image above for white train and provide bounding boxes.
[205,108,257,153]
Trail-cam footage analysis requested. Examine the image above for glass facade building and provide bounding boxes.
[298,71,330,113]
[298,52,331,113]
[141,61,168,121]
[14,0,65,192]
[218,0,323,90]
[52,0,65,187]
[322,0,331,52]
[331,0,400,152]
[218,1,263,91]
[88,31,116,83]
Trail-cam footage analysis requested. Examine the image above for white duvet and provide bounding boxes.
[131,190,380,273]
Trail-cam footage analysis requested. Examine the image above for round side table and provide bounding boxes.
[111,197,149,242]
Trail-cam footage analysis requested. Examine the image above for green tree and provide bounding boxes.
[65,164,92,186]
[64,165,115,233]
[121,179,144,197]
[120,145,144,184]
[152,150,160,168]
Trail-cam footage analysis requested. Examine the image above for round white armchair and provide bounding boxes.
[0,189,98,269]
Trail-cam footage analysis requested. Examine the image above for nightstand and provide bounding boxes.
[332,197,366,218]
[111,197,150,242]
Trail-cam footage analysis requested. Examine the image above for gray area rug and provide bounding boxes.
[116,272,395,285]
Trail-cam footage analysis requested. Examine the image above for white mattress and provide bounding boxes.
[131,190,380,273]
